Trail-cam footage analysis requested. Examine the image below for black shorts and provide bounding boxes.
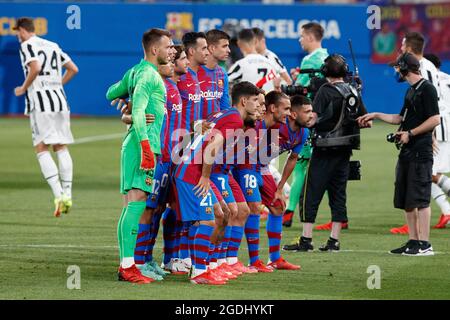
[394,159,433,210]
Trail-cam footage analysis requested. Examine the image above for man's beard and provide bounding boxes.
[157,56,168,65]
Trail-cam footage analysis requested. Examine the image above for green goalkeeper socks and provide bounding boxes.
[287,160,308,212]
[118,201,146,262]
[117,207,126,262]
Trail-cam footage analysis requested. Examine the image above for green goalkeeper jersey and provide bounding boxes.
[106,59,166,155]
[295,48,329,86]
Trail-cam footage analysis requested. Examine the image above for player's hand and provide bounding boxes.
[111,98,126,111]
[359,119,372,128]
[432,135,439,156]
[210,226,225,245]
[145,114,155,124]
[14,86,26,97]
[200,121,212,134]
[290,68,300,81]
[193,176,210,198]
[121,114,132,125]
[395,131,410,145]
[271,188,286,211]
[357,113,375,127]
[140,140,155,171]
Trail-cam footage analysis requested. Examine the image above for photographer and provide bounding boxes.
[358,53,440,256]
[283,54,370,252]
[282,22,329,227]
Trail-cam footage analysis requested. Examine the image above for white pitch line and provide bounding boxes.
[74,133,124,145]
[0,244,448,255]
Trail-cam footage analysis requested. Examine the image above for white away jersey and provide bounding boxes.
[419,57,441,98]
[19,36,71,114]
[263,49,287,74]
[228,53,279,93]
[438,71,450,114]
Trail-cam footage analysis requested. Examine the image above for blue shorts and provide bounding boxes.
[146,162,171,209]
[210,173,236,204]
[174,178,217,222]
[233,169,263,203]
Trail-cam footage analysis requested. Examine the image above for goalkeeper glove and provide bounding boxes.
[140,140,155,171]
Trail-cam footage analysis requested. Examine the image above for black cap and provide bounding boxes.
[389,52,420,72]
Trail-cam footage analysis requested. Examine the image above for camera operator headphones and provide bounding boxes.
[396,54,410,77]
[321,54,349,78]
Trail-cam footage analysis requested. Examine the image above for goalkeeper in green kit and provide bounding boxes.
[282,22,329,229]
[106,28,172,284]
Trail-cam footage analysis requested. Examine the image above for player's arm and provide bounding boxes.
[14,60,40,96]
[193,132,224,197]
[227,61,243,85]
[121,113,155,125]
[295,58,315,86]
[131,72,155,171]
[272,55,292,85]
[106,69,132,101]
[273,151,298,210]
[15,42,41,96]
[280,71,292,85]
[357,112,402,126]
[62,60,79,85]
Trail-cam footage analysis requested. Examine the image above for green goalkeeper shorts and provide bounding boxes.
[120,130,155,195]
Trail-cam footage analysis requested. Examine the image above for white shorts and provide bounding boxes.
[30,110,74,147]
[433,140,450,174]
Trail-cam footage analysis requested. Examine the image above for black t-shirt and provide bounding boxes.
[313,82,367,132]
[312,82,367,153]
[398,79,439,161]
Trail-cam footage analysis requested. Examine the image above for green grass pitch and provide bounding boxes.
[0,117,449,300]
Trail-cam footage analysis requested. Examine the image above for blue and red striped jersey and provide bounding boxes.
[198,65,230,119]
[177,67,202,130]
[174,108,243,185]
[236,118,309,171]
[161,78,183,163]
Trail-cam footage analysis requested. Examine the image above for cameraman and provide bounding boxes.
[283,54,369,252]
[282,22,329,227]
[358,53,440,256]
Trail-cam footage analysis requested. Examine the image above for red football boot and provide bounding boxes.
[215,264,238,279]
[118,265,154,284]
[433,214,450,229]
[282,210,294,227]
[315,221,349,230]
[268,257,301,270]
[315,222,332,230]
[229,261,258,274]
[249,259,274,273]
[190,270,227,285]
[390,224,409,234]
[218,263,242,276]
[208,268,229,282]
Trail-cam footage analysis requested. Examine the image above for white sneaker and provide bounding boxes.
[170,258,189,274]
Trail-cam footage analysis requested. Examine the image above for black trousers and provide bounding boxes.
[299,148,351,223]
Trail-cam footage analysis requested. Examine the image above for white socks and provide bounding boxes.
[437,175,450,196]
[56,148,73,198]
[192,267,206,278]
[217,258,227,266]
[432,183,450,214]
[121,257,135,269]
[227,257,238,265]
[37,151,63,198]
